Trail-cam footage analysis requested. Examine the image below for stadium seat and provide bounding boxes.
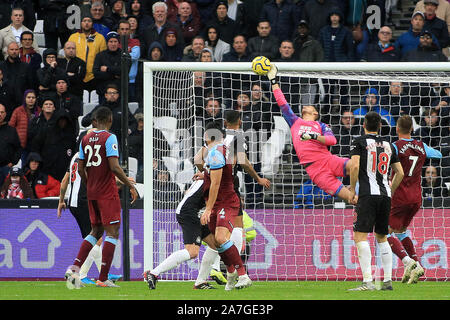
[261,130,283,176]
[34,20,44,33]
[237,171,245,194]
[128,157,138,180]
[175,159,194,184]
[35,33,45,48]
[161,156,178,182]
[90,91,99,103]
[273,115,291,144]
[161,156,178,172]
[83,103,97,115]
[154,116,178,146]
[135,183,145,199]
[128,102,139,114]
[83,90,89,104]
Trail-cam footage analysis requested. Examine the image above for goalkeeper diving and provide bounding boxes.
[263,62,356,203]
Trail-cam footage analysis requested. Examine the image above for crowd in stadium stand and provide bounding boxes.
[0,0,449,201]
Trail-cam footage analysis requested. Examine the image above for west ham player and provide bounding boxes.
[349,112,404,291]
[58,127,122,285]
[194,111,270,287]
[142,176,218,290]
[200,121,252,290]
[64,107,138,288]
[143,115,269,290]
[387,115,442,284]
[266,64,355,203]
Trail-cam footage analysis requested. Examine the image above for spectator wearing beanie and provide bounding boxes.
[31,108,77,182]
[68,12,107,94]
[23,152,60,199]
[205,1,238,45]
[126,0,153,34]
[93,31,129,102]
[47,74,83,134]
[37,48,67,97]
[162,27,184,61]
[0,167,34,199]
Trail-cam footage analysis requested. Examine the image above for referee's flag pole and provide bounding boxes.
[120,34,131,281]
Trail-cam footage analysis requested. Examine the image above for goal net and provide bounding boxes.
[143,62,450,281]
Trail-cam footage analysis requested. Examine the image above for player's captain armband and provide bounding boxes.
[273,88,287,106]
[207,149,226,169]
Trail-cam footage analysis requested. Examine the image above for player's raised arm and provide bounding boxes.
[194,146,206,172]
[237,151,270,189]
[267,64,299,127]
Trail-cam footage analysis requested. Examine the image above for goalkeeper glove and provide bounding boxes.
[267,64,278,85]
[301,132,319,141]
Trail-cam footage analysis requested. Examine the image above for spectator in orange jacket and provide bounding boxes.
[23,152,60,199]
[8,89,40,167]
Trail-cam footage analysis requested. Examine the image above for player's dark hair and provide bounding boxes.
[364,111,381,132]
[205,120,225,142]
[93,106,113,124]
[397,115,413,134]
[224,109,241,125]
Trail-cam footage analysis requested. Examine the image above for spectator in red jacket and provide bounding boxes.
[23,152,60,199]
[8,89,41,166]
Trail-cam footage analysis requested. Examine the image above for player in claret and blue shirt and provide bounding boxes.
[266,63,356,204]
[200,121,252,290]
[64,106,138,289]
[387,115,442,285]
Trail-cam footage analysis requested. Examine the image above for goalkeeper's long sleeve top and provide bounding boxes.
[273,87,338,165]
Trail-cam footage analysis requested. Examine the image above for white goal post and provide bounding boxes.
[143,62,450,281]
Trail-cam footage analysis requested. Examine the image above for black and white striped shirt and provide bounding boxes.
[224,129,248,172]
[350,134,399,198]
[67,152,87,208]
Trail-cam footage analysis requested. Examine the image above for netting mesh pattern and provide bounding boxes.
[149,69,450,281]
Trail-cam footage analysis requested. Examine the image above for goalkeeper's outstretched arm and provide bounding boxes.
[267,64,298,128]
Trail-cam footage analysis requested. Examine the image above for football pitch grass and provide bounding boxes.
[1,280,449,300]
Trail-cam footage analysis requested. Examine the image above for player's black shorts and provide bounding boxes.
[176,180,211,245]
[69,203,92,239]
[353,195,391,235]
